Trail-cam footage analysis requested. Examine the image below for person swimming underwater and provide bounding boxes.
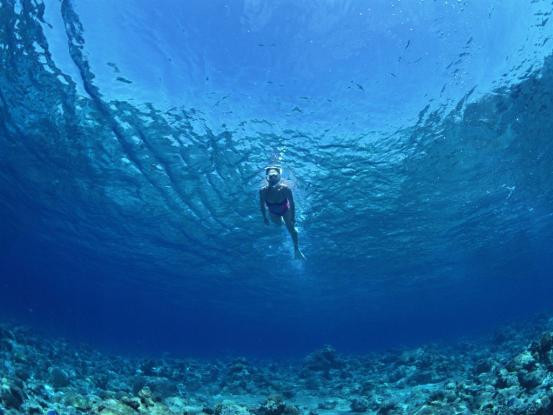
[259,166,305,260]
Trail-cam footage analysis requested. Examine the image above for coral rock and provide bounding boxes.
[304,346,344,372]
[49,367,70,389]
[255,397,300,415]
[350,397,370,413]
[0,383,25,410]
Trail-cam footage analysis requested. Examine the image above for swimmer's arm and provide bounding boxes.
[259,189,268,221]
[287,188,296,223]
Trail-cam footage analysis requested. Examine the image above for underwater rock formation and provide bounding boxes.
[303,346,345,373]
[2,317,553,413]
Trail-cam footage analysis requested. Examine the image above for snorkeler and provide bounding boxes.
[259,166,305,260]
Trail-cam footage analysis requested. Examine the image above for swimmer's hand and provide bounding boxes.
[295,249,306,260]
[264,217,270,225]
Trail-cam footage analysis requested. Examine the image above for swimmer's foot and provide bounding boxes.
[294,249,306,260]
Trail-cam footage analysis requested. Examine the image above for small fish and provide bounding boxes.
[107,62,120,73]
[404,40,411,49]
[390,72,397,78]
[214,96,229,106]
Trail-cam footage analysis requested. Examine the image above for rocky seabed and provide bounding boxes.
[2,317,553,414]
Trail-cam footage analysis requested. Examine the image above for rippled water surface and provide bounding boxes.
[1,0,553,355]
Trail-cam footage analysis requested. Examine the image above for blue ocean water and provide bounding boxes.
[1,0,553,359]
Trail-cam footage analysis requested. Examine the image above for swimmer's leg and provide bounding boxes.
[270,213,283,225]
[283,210,305,260]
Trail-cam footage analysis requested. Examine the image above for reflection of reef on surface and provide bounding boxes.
[2,316,553,414]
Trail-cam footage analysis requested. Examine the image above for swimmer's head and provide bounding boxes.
[265,166,281,186]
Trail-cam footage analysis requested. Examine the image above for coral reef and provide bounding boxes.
[1,316,553,414]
